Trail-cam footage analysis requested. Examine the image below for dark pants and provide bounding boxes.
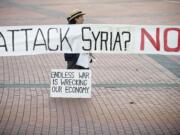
[67,61,89,69]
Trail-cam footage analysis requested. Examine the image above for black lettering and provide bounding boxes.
[100,31,108,50]
[110,32,113,51]
[0,32,8,51]
[52,78,58,85]
[8,29,19,51]
[65,86,69,93]
[52,86,62,93]
[47,28,58,51]
[92,32,100,50]
[51,72,57,78]
[33,28,47,50]
[113,32,122,51]
[21,28,32,51]
[79,72,89,79]
[122,31,131,51]
[82,27,92,51]
[65,86,89,93]
[60,28,72,51]
[60,79,66,85]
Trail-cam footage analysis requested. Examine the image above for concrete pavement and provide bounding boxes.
[0,0,180,135]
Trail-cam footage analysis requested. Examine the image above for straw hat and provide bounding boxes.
[67,10,85,22]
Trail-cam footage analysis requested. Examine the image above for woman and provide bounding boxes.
[64,10,93,69]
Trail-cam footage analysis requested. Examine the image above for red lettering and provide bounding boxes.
[164,28,180,52]
[140,28,160,51]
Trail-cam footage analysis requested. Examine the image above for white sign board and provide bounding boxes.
[50,69,91,98]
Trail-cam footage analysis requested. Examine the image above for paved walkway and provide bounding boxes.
[0,0,180,135]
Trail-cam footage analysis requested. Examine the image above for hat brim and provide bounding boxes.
[68,13,85,22]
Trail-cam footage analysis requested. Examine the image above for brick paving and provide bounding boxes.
[0,0,180,135]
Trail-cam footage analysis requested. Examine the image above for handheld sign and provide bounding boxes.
[50,69,91,98]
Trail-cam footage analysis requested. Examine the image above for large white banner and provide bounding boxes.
[0,24,179,56]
